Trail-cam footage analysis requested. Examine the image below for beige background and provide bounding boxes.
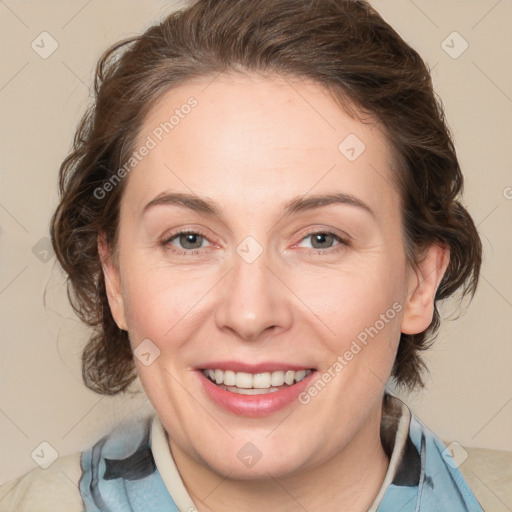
[1,0,511,489]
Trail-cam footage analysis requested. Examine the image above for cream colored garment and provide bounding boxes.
[0,454,83,512]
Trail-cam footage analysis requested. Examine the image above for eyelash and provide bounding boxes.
[161,229,212,256]
[161,229,349,256]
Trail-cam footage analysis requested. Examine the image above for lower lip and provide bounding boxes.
[197,370,316,417]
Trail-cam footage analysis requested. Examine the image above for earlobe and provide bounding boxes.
[401,244,450,335]
[97,233,127,331]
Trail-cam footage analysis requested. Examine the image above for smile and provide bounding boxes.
[202,369,313,395]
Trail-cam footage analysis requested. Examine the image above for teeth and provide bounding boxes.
[223,370,236,386]
[284,370,295,385]
[295,369,306,382]
[221,386,280,395]
[270,371,285,386]
[253,373,271,389]
[202,368,312,389]
[235,372,253,389]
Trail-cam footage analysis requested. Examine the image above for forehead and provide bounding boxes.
[123,73,399,224]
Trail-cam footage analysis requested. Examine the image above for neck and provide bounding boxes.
[170,401,390,512]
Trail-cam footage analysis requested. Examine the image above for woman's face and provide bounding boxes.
[102,74,424,479]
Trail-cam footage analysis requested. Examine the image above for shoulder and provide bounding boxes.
[0,453,83,512]
[376,394,484,512]
[0,415,166,512]
[408,413,485,512]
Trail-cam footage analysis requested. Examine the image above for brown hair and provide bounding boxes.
[50,0,482,395]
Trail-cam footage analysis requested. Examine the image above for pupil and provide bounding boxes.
[181,233,202,249]
[313,233,332,248]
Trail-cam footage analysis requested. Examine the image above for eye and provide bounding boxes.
[162,230,211,254]
[296,231,347,252]
[160,229,347,256]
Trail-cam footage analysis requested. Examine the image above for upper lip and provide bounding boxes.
[197,361,315,373]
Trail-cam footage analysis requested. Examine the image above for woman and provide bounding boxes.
[0,0,483,510]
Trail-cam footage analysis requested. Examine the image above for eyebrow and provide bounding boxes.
[142,191,375,219]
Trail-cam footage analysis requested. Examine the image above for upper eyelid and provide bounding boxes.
[297,232,346,243]
[164,229,212,245]
[293,232,348,250]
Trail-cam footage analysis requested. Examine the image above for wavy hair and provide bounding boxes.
[50,0,482,394]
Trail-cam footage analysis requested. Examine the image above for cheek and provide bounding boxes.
[120,257,224,356]
[297,256,406,339]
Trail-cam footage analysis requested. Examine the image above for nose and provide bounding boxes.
[214,248,293,342]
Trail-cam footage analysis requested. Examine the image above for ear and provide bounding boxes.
[401,244,450,335]
[97,232,127,331]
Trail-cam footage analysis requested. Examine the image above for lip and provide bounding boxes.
[196,366,317,417]
[196,361,314,373]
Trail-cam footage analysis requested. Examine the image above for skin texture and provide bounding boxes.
[99,73,449,511]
